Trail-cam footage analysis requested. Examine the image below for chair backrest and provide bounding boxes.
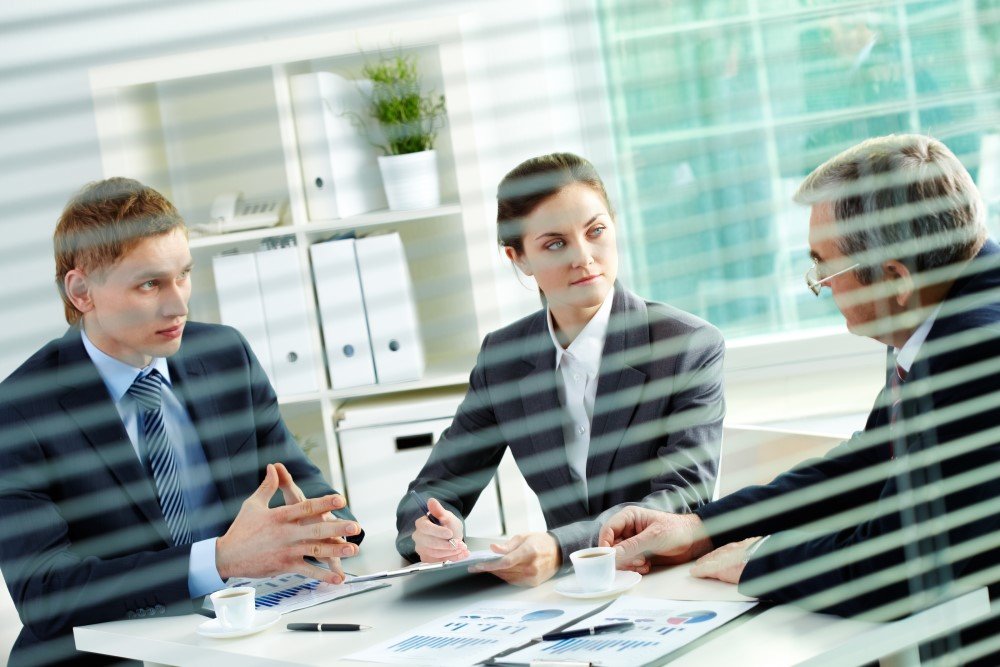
[715,425,846,499]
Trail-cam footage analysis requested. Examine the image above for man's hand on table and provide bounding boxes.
[469,532,561,587]
[598,507,713,574]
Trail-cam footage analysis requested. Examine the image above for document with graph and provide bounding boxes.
[497,596,758,667]
[346,599,604,666]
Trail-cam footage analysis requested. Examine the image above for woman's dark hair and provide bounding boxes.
[496,152,614,255]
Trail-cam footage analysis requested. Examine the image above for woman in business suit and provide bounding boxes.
[396,152,725,586]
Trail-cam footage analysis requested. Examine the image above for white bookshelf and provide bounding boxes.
[88,17,504,506]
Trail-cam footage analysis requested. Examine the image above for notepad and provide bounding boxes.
[347,550,503,583]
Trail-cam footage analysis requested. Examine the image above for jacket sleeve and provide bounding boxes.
[0,402,193,639]
[395,335,508,561]
[737,334,1000,619]
[552,322,727,560]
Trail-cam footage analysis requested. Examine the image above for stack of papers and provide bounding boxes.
[208,573,388,615]
[348,550,503,583]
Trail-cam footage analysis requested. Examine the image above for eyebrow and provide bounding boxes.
[532,214,603,241]
[133,262,194,281]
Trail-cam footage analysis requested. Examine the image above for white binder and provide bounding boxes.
[290,71,386,221]
[211,252,275,382]
[255,245,320,395]
[354,233,425,384]
[309,238,377,389]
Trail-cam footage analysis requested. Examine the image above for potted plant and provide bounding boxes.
[356,50,447,211]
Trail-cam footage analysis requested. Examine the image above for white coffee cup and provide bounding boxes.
[210,587,256,630]
[569,546,616,592]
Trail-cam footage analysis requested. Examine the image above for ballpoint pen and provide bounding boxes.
[409,489,459,549]
[286,623,371,632]
[540,621,635,641]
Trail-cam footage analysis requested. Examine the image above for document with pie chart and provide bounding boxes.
[499,596,758,667]
[346,599,603,666]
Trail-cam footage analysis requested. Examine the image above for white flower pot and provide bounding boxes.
[377,149,441,211]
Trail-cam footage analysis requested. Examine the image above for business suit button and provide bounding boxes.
[136,608,146,617]
[126,611,136,620]
[155,604,165,614]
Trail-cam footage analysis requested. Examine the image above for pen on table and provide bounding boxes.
[408,489,459,549]
[286,623,371,632]
[540,621,634,641]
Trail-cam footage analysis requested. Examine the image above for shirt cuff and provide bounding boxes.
[743,535,771,564]
[188,537,226,598]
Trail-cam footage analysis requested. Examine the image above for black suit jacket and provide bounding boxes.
[0,322,359,667]
[697,240,1000,625]
[397,285,725,564]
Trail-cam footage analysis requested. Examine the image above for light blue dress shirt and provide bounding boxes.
[80,330,226,597]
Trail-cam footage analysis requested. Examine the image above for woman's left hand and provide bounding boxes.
[469,532,562,587]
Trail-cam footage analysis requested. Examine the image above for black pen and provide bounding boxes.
[287,623,371,632]
[541,621,635,641]
[409,489,459,548]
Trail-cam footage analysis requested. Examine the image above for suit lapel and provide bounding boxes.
[167,350,238,504]
[55,330,173,545]
[586,288,648,507]
[517,312,589,519]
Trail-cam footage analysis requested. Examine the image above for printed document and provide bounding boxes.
[346,599,603,666]
[497,595,757,667]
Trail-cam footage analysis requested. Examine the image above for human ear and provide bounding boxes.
[882,260,914,307]
[64,269,95,314]
[504,245,532,276]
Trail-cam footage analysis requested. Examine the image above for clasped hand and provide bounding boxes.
[216,463,360,584]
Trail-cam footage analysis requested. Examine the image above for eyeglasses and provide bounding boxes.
[805,261,860,296]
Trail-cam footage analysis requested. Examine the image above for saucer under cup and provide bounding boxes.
[569,546,616,593]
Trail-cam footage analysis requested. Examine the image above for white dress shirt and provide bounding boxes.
[546,292,615,499]
[894,303,942,374]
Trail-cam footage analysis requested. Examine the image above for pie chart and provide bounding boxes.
[521,609,565,622]
[666,610,717,625]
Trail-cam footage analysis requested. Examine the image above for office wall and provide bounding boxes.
[0,0,612,381]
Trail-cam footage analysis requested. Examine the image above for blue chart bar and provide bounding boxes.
[389,636,498,653]
[657,627,675,636]
[543,638,660,655]
[255,580,320,608]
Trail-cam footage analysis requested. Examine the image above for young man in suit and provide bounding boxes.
[0,178,364,666]
[598,134,1000,663]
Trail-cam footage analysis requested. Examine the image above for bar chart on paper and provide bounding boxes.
[501,596,757,667]
[347,599,603,666]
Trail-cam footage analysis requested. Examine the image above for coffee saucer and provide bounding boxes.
[196,610,281,638]
[554,570,642,599]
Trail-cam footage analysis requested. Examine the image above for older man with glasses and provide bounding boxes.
[598,134,1000,665]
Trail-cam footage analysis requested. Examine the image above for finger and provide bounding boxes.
[427,498,457,526]
[415,515,456,540]
[294,519,361,542]
[250,463,279,504]
[612,534,647,564]
[491,533,527,555]
[301,540,358,560]
[275,462,307,503]
[597,524,615,549]
[418,545,468,561]
[289,559,346,585]
[278,494,347,522]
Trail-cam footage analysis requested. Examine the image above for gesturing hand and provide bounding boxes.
[597,507,712,574]
[216,463,361,584]
[469,532,561,587]
[413,497,469,562]
[274,462,356,580]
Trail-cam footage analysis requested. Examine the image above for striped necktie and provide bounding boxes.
[128,370,193,546]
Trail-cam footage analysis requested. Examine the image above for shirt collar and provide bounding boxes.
[547,289,615,377]
[80,328,172,403]
[895,303,943,373]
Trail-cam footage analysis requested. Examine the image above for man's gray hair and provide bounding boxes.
[794,134,986,284]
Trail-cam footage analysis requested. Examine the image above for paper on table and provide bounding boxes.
[497,596,757,667]
[205,573,388,615]
[347,549,503,583]
[346,599,605,667]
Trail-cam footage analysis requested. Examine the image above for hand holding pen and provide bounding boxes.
[409,490,469,562]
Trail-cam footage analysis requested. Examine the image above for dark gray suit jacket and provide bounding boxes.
[396,285,725,564]
[0,322,359,667]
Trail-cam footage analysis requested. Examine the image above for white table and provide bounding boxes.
[74,535,989,667]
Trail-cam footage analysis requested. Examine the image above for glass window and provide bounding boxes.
[598,0,1000,339]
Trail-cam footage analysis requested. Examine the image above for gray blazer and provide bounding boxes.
[396,285,725,564]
